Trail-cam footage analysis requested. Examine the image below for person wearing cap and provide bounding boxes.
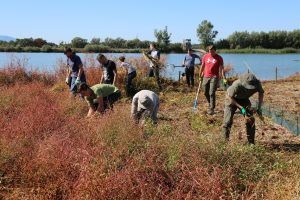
[182,48,201,88]
[223,72,264,144]
[97,54,118,85]
[64,48,86,96]
[199,45,226,115]
[118,56,137,96]
[131,90,159,124]
[147,43,162,90]
[78,83,121,117]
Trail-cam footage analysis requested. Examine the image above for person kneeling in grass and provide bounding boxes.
[131,90,159,124]
[118,56,137,97]
[78,83,121,117]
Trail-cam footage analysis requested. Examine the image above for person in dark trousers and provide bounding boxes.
[182,48,201,88]
[78,83,121,117]
[64,48,86,97]
[147,43,162,90]
[199,45,225,115]
[97,54,118,85]
[119,56,137,96]
[223,72,264,144]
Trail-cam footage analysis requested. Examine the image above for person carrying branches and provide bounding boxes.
[144,43,162,90]
[223,72,264,144]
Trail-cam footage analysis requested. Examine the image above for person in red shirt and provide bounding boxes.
[199,45,225,115]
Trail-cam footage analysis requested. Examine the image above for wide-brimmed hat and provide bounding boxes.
[239,72,260,89]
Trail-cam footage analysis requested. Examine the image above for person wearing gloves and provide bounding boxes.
[222,72,264,144]
[131,90,159,124]
[64,48,86,97]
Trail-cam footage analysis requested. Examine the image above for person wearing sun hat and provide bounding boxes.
[222,72,264,144]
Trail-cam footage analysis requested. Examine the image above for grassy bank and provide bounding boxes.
[1,59,300,199]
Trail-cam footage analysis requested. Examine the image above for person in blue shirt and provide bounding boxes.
[182,48,201,88]
[64,48,86,97]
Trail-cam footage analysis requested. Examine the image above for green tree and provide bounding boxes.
[90,37,101,45]
[154,26,172,47]
[16,38,35,47]
[34,38,47,47]
[71,37,88,48]
[196,20,218,48]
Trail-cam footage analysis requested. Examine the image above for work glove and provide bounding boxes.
[75,78,81,85]
[241,107,247,116]
[65,77,70,85]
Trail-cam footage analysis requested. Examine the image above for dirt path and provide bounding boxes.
[158,83,300,151]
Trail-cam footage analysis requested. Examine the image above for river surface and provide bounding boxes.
[0,52,299,80]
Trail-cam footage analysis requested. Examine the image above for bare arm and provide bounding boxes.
[87,107,95,117]
[113,69,117,85]
[220,65,225,79]
[100,70,104,84]
[199,63,205,79]
[77,64,83,79]
[66,67,71,79]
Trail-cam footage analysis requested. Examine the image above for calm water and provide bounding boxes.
[0,52,299,80]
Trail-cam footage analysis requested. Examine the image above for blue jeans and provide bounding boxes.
[126,71,136,96]
[68,75,86,95]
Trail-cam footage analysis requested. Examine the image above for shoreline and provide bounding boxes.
[0,48,300,54]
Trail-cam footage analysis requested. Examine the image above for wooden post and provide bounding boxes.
[275,67,278,82]
[281,109,284,125]
[178,71,181,82]
[297,116,299,135]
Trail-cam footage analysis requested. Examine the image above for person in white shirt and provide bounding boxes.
[147,43,162,90]
[119,56,137,96]
[131,90,159,124]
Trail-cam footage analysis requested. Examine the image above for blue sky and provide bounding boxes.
[1,0,299,44]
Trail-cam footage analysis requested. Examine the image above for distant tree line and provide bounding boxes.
[1,22,300,53]
[215,30,300,49]
[0,31,182,53]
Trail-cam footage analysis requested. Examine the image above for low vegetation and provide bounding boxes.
[0,57,300,199]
